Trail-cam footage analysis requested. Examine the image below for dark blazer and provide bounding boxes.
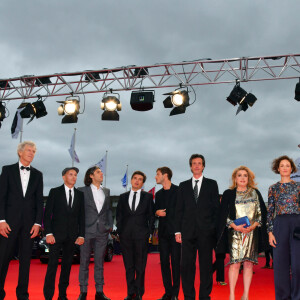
[0,162,43,228]
[175,177,220,240]
[116,191,155,239]
[216,188,268,254]
[44,185,85,242]
[154,184,179,238]
[78,185,113,238]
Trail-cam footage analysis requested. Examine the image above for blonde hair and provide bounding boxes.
[17,141,36,157]
[229,165,257,190]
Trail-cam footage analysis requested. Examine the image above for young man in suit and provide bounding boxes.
[155,167,180,300]
[0,141,43,300]
[43,167,85,300]
[175,154,220,300]
[77,166,113,300]
[116,171,155,300]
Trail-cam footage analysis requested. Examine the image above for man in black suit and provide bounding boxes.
[155,167,181,300]
[77,166,113,300]
[0,141,43,300]
[43,167,85,300]
[175,154,220,300]
[116,171,155,300]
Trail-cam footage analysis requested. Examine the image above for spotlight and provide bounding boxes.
[57,95,80,123]
[0,101,7,128]
[35,77,52,86]
[226,82,257,115]
[130,90,155,111]
[20,97,48,122]
[85,72,100,81]
[100,93,121,121]
[163,88,190,116]
[295,79,300,101]
[0,80,10,89]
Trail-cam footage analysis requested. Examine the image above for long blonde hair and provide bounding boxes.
[229,166,257,190]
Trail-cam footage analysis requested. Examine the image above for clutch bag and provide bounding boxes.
[293,227,300,240]
[233,216,250,228]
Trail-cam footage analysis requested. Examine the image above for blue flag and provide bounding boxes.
[121,170,128,188]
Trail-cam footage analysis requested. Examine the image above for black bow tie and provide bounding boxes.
[20,166,30,171]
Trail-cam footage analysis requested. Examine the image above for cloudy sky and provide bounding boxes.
[0,0,300,199]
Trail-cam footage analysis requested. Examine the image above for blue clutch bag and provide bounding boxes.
[233,216,250,228]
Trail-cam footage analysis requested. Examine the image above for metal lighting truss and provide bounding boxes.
[0,53,300,101]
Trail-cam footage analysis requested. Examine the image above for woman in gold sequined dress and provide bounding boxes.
[216,166,267,300]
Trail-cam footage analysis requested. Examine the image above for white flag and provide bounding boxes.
[68,132,80,163]
[95,155,106,173]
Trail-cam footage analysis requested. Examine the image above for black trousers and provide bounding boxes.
[43,239,76,300]
[181,232,215,300]
[212,253,225,282]
[159,235,181,297]
[0,223,33,300]
[120,237,149,296]
[273,214,300,300]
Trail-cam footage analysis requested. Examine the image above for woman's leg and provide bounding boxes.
[242,261,253,299]
[228,262,240,300]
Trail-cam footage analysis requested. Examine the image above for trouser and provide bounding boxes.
[212,252,225,282]
[43,239,76,300]
[159,235,181,297]
[79,233,108,293]
[273,214,300,300]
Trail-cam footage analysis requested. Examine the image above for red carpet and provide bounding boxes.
[4,254,274,300]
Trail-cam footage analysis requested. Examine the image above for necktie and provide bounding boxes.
[132,192,137,212]
[20,166,30,171]
[69,189,72,209]
[194,180,199,202]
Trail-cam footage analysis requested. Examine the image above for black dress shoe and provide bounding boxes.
[78,292,87,300]
[95,292,111,300]
[135,295,142,300]
[124,295,135,300]
[172,297,179,300]
[58,297,68,300]
[157,295,172,300]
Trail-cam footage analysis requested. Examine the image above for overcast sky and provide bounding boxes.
[1,0,300,199]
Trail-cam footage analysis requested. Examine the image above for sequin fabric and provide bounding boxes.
[267,180,300,233]
[227,188,261,264]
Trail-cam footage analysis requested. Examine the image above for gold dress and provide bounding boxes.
[227,188,262,264]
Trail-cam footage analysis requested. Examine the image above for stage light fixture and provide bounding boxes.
[0,101,7,128]
[57,95,80,124]
[294,79,300,101]
[163,88,190,116]
[130,90,155,111]
[35,77,52,86]
[0,80,10,89]
[100,93,121,121]
[226,82,257,115]
[85,72,100,81]
[20,97,48,122]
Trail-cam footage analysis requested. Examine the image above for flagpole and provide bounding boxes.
[72,128,76,167]
[125,164,128,191]
[104,150,108,187]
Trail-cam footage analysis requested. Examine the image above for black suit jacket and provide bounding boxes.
[0,163,43,229]
[175,177,220,240]
[116,191,155,239]
[44,185,85,242]
[154,184,179,238]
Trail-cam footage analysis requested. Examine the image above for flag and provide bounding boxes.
[121,170,128,188]
[291,157,300,182]
[148,186,156,201]
[68,132,80,163]
[11,108,22,139]
[95,155,106,173]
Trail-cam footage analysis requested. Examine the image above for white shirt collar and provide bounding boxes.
[192,174,203,184]
[130,188,142,194]
[91,183,102,191]
[19,161,31,169]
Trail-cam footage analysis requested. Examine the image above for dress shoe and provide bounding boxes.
[95,292,111,300]
[172,297,179,300]
[124,295,135,300]
[157,295,172,300]
[58,297,68,300]
[78,292,87,300]
[135,295,142,300]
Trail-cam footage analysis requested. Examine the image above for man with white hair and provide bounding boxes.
[0,141,43,300]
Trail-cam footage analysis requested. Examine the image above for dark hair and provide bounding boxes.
[156,167,173,180]
[131,171,147,183]
[271,155,297,174]
[84,166,101,186]
[189,154,205,167]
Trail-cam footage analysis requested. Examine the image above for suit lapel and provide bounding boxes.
[99,188,109,214]
[87,186,98,213]
[135,191,144,212]
[60,185,69,212]
[12,163,23,196]
[198,177,206,203]
[25,167,37,197]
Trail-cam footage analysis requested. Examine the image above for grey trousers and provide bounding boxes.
[79,233,108,293]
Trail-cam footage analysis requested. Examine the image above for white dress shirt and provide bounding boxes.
[64,185,74,207]
[19,161,31,197]
[91,184,105,213]
[128,189,142,210]
[192,174,204,198]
